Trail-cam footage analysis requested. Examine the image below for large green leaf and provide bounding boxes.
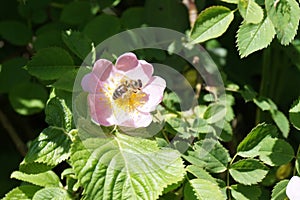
[20,127,72,173]
[62,30,95,64]
[229,159,268,185]
[258,137,294,166]
[8,82,48,115]
[231,184,261,200]
[32,187,72,200]
[238,0,264,24]
[26,47,75,80]
[271,180,288,200]
[0,20,32,45]
[190,6,234,43]
[70,132,185,200]
[237,16,276,58]
[60,1,92,25]
[11,171,61,188]
[3,185,41,200]
[186,165,218,185]
[189,179,226,200]
[184,139,231,173]
[237,123,278,158]
[289,97,300,130]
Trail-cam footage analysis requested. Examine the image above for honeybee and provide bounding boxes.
[112,79,142,100]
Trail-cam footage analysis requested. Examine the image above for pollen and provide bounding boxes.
[115,91,147,112]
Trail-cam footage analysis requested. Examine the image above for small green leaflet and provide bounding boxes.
[289,97,300,130]
[238,0,264,24]
[271,180,289,200]
[237,16,276,58]
[231,184,261,200]
[189,179,226,200]
[2,185,41,200]
[229,159,268,185]
[32,187,72,200]
[190,6,234,44]
[70,132,185,200]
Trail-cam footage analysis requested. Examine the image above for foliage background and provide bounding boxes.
[1,0,300,199]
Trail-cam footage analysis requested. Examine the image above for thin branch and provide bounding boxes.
[0,110,27,156]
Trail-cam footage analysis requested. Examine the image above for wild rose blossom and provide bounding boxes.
[81,52,166,128]
[286,176,300,200]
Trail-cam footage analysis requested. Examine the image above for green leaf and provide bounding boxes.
[237,16,276,58]
[45,97,73,131]
[289,97,300,130]
[121,7,146,29]
[184,182,198,200]
[240,85,257,102]
[27,47,75,80]
[0,57,30,93]
[270,110,290,138]
[231,184,261,200]
[0,20,32,45]
[70,132,185,200]
[51,69,78,93]
[229,159,268,185]
[8,82,48,115]
[83,14,120,45]
[221,0,238,4]
[32,187,72,200]
[203,103,227,124]
[184,139,231,173]
[11,171,61,187]
[189,179,226,200]
[62,30,95,63]
[3,185,41,200]
[296,154,300,175]
[270,0,300,45]
[33,31,64,51]
[271,179,288,200]
[238,0,264,24]
[190,6,234,43]
[60,1,92,25]
[258,137,294,166]
[253,96,275,111]
[21,127,72,172]
[237,123,278,157]
[186,165,218,185]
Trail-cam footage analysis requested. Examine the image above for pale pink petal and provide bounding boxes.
[88,94,116,126]
[123,61,154,86]
[93,59,114,81]
[286,176,300,200]
[115,53,138,71]
[119,111,152,128]
[138,76,166,112]
[81,73,100,93]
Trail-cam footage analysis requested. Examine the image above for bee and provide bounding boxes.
[112,79,142,100]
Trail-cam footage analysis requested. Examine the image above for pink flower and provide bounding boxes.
[286,176,300,200]
[81,52,166,128]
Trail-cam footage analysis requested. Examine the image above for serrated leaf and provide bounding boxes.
[32,187,72,200]
[237,123,278,157]
[0,20,32,45]
[3,185,41,200]
[189,179,226,200]
[229,159,268,185]
[270,110,290,138]
[240,85,257,102]
[190,6,234,43]
[203,103,227,124]
[271,179,288,200]
[27,47,75,80]
[70,132,185,200]
[265,0,291,29]
[221,0,238,4]
[296,156,300,175]
[51,69,77,92]
[289,97,300,130]
[184,139,231,173]
[273,0,300,45]
[238,0,264,24]
[258,137,294,166]
[45,97,73,131]
[62,30,95,64]
[21,127,72,171]
[11,171,61,187]
[186,165,218,185]
[231,184,261,200]
[8,82,48,115]
[237,16,276,58]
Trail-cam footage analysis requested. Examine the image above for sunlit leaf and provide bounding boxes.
[32,187,72,200]
[271,180,288,200]
[237,16,276,58]
[289,97,300,130]
[238,0,264,24]
[231,184,261,200]
[11,171,61,187]
[270,110,290,138]
[3,185,41,200]
[190,6,234,43]
[190,179,226,200]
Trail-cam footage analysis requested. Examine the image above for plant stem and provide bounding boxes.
[0,110,27,156]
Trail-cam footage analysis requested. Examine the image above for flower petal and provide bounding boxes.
[115,52,138,71]
[81,73,100,93]
[138,76,166,112]
[87,94,116,126]
[93,59,114,81]
[286,176,300,200]
[120,111,152,128]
